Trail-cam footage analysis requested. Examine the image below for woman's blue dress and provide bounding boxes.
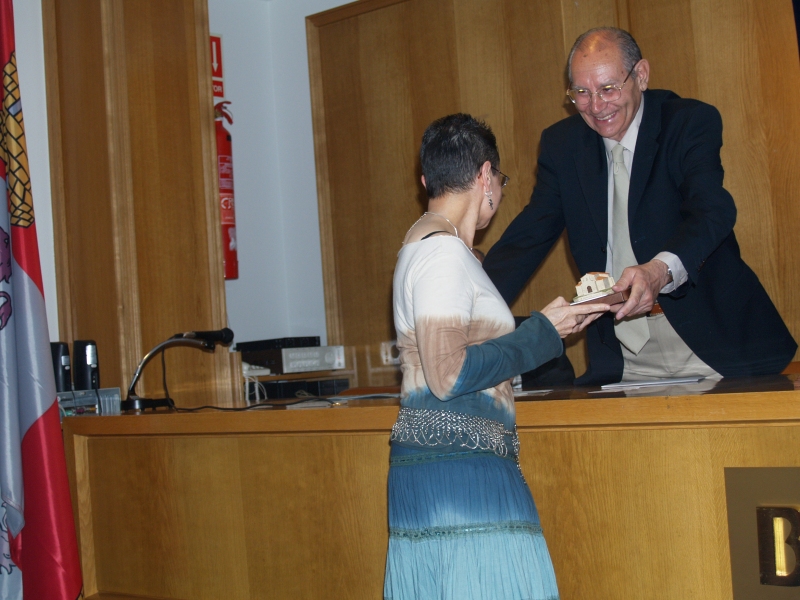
[385,237,562,600]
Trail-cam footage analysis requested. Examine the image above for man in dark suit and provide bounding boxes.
[483,27,796,385]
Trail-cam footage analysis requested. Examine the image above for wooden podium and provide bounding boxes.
[63,376,800,599]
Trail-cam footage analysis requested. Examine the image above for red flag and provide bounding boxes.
[0,0,82,598]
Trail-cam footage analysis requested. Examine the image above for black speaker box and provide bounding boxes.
[50,342,72,392]
[73,340,100,391]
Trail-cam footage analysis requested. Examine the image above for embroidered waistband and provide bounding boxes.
[389,520,543,541]
[390,407,519,458]
[390,449,515,466]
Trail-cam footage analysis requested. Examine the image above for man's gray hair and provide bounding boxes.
[567,27,643,83]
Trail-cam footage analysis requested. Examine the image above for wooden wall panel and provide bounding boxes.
[122,0,228,399]
[46,0,124,387]
[405,0,460,129]
[318,17,373,344]
[315,2,464,347]
[352,3,415,343]
[308,0,800,380]
[497,0,591,365]
[692,0,777,295]
[309,0,600,372]
[627,0,699,99]
[43,0,237,406]
[560,0,620,57]
[100,0,145,391]
[756,0,800,334]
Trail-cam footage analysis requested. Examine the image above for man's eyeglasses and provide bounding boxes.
[491,167,509,187]
[566,62,638,108]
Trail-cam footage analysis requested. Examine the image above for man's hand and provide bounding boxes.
[611,259,671,320]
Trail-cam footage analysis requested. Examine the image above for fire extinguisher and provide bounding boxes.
[214,101,238,280]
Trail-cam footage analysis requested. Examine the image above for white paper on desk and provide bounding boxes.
[514,389,553,397]
[331,393,398,400]
[600,377,703,390]
[286,400,332,409]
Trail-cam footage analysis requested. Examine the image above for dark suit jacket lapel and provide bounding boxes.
[573,126,609,245]
[629,90,661,217]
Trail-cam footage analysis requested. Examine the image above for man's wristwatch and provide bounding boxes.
[665,265,673,283]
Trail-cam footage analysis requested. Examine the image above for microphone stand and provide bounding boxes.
[121,337,216,411]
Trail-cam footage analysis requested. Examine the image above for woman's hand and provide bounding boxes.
[540,297,610,338]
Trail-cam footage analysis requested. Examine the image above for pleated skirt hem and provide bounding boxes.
[384,444,560,600]
[384,527,559,600]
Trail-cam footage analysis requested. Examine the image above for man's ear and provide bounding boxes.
[421,175,427,190]
[635,59,650,91]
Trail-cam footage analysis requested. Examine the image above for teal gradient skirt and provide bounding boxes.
[384,444,560,600]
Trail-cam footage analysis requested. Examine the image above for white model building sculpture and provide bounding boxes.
[573,272,616,302]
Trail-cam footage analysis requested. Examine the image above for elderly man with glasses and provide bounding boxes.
[483,26,796,384]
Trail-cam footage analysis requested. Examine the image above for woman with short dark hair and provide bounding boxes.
[384,114,607,600]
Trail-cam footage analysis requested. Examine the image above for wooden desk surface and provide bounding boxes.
[63,376,800,599]
[64,373,800,437]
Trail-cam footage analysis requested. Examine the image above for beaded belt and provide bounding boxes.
[389,407,519,458]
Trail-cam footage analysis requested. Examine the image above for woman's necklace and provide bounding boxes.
[408,211,474,253]
[418,211,459,238]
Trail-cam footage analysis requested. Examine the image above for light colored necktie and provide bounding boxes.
[611,143,649,354]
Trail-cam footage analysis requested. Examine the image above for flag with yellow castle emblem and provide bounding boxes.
[0,1,83,598]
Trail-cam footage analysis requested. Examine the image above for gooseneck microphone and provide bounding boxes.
[122,327,235,411]
[174,328,234,345]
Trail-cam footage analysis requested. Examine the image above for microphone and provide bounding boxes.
[175,328,234,345]
[123,329,234,411]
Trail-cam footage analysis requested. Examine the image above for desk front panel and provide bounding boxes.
[64,390,800,599]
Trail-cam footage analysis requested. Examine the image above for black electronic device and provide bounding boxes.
[234,336,320,352]
[240,345,345,374]
[73,339,100,391]
[50,342,72,392]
